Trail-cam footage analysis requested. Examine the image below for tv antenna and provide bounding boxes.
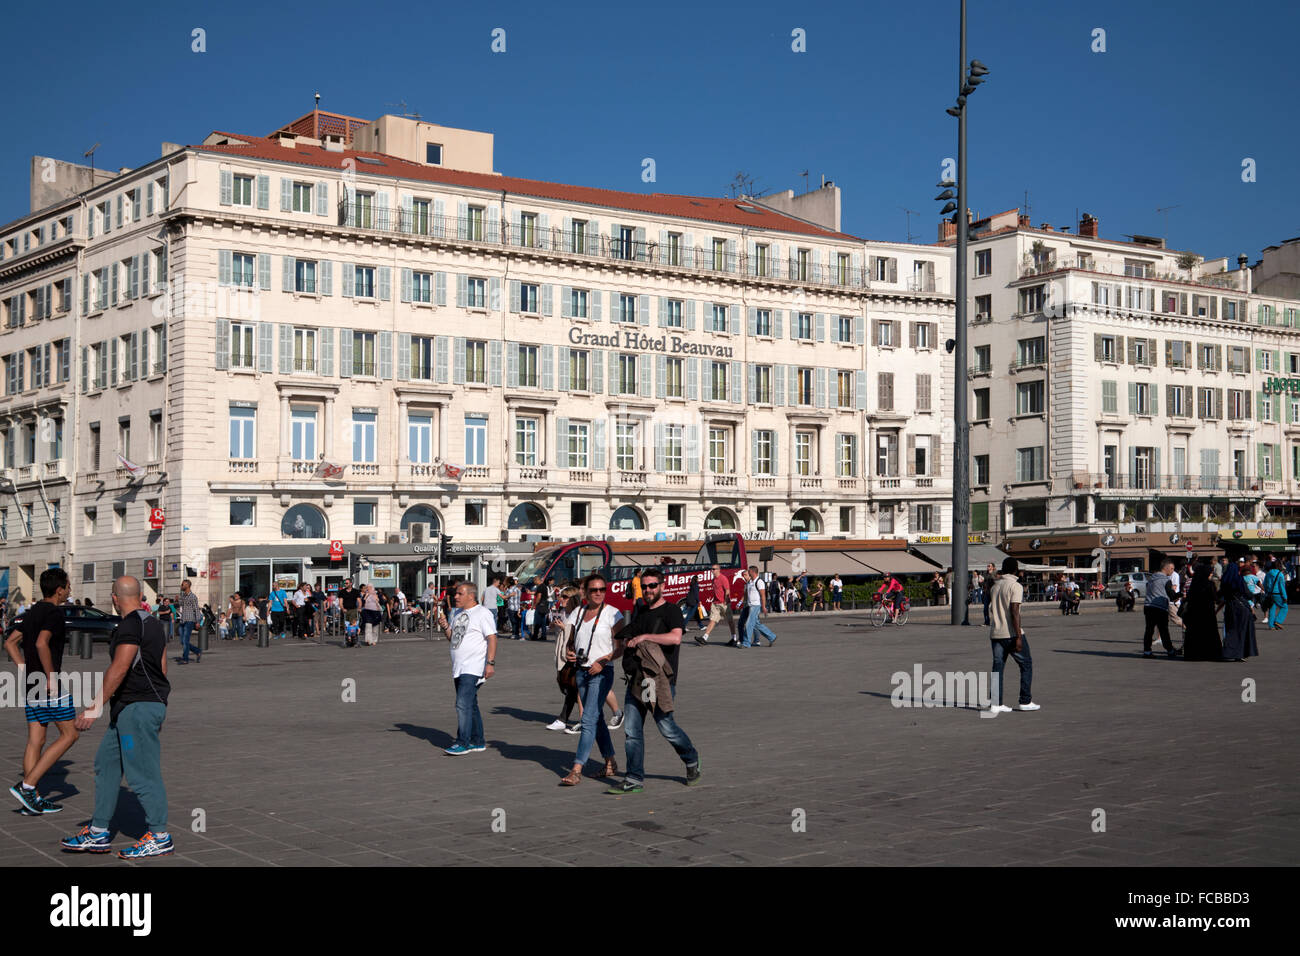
[901,207,921,243]
[84,142,101,180]
[799,169,809,193]
[1156,204,1181,243]
[386,99,421,120]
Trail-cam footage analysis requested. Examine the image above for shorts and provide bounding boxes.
[26,693,76,725]
[708,603,734,625]
[345,609,360,625]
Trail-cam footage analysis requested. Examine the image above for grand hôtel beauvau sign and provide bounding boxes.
[568,327,736,358]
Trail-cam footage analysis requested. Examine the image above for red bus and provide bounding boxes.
[514,533,747,614]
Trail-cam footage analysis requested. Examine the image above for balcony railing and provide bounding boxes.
[352,463,379,476]
[331,207,875,291]
[569,470,593,483]
[1075,473,1269,493]
[617,470,647,485]
[462,466,490,479]
[664,474,689,486]
[229,460,259,472]
[753,477,776,489]
[294,358,317,373]
[711,474,738,488]
[43,460,66,479]
[969,363,992,376]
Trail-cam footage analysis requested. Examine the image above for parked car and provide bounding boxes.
[10,604,122,643]
[1104,572,1148,600]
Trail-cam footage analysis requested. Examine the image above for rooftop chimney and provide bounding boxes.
[1018,214,1030,228]
[1040,222,1053,231]
[1079,213,1099,238]
[939,219,957,243]
[1238,254,1251,293]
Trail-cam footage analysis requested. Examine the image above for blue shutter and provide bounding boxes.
[435,272,447,306]
[592,350,604,394]
[378,331,393,379]
[747,363,757,403]
[320,328,334,376]
[542,345,554,390]
[854,315,865,345]
[316,181,329,217]
[729,305,741,335]
[656,355,667,399]
[489,340,503,386]
[378,267,391,301]
[453,337,466,384]
[542,284,553,316]
[279,324,293,374]
[815,313,826,342]
[215,319,230,370]
[282,256,295,292]
[456,274,467,308]
[401,268,412,303]
[218,250,233,287]
[320,260,333,296]
[638,294,650,326]
[258,253,271,290]
[509,280,521,313]
[774,310,784,338]
[730,361,742,405]
[339,331,352,378]
[856,371,867,410]
[256,175,270,210]
[560,286,572,319]
[436,336,450,383]
[257,323,273,373]
[280,178,292,211]
[686,300,696,331]
[342,263,355,298]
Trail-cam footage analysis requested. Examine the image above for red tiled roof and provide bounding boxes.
[193,140,861,241]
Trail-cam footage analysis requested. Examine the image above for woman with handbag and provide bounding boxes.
[558,573,625,786]
[548,587,582,732]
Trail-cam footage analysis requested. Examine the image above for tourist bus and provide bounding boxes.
[514,533,747,614]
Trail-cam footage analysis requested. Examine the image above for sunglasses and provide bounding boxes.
[643,582,662,588]
[587,587,606,593]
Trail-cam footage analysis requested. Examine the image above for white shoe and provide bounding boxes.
[987,705,1012,714]
[545,719,566,731]
[1017,702,1041,711]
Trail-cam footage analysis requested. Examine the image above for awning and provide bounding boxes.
[1016,563,1105,574]
[754,549,938,577]
[855,550,945,575]
[911,542,1009,572]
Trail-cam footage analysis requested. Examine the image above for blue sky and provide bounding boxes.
[4,0,1297,261]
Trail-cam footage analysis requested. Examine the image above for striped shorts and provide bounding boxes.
[25,694,76,725]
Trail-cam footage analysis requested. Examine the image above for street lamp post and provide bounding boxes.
[937,0,988,625]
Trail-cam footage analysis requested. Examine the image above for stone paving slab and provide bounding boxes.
[0,608,1295,866]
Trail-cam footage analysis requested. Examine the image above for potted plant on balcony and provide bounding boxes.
[1094,480,1105,488]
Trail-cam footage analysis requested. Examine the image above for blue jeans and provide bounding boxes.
[231,615,245,638]
[178,621,197,661]
[990,636,1033,706]
[453,673,485,748]
[573,667,615,767]
[507,610,521,637]
[982,595,992,626]
[742,607,776,647]
[622,684,697,785]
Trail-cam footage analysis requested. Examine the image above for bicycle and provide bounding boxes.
[869,594,910,627]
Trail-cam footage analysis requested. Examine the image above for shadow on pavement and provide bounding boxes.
[491,706,556,724]
[860,691,984,711]
[390,722,454,749]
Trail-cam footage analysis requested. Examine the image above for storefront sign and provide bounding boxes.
[915,534,988,544]
[1262,377,1300,395]
[567,326,735,358]
[329,540,345,561]
[149,508,165,530]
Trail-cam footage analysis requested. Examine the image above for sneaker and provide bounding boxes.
[726,639,740,647]
[545,719,567,731]
[444,744,470,756]
[467,743,486,753]
[608,711,624,730]
[9,783,42,814]
[34,794,63,813]
[986,705,1013,714]
[1167,648,1183,658]
[1017,702,1041,711]
[1142,652,1154,658]
[685,759,703,785]
[693,635,708,646]
[605,779,644,794]
[117,831,174,859]
[564,723,582,735]
[61,826,114,853]
[766,635,778,646]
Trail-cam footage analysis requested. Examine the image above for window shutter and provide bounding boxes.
[774,310,783,339]
[279,324,293,374]
[453,337,466,385]
[906,434,916,476]
[592,349,604,394]
[639,355,651,397]
[747,307,757,336]
[856,371,867,410]
[560,286,572,319]
[686,358,699,401]
[316,181,329,217]
[656,355,667,399]
[435,272,446,306]
[747,363,757,404]
[594,419,607,469]
[128,255,139,299]
[489,277,501,311]
[1128,382,1138,414]
[218,250,233,287]
[109,266,118,306]
[587,220,600,255]
[489,340,502,387]
[81,346,88,392]
[888,258,898,283]
[542,345,554,390]
[81,275,89,315]
[815,367,827,408]
[339,331,353,378]
[1150,385,1158,416]
[342,263,355,298]
[685,300,695,331]
[126,333,137,381]
[435,336,449,383]
[751,430,759,473]
[1166,385,1175,416]
[555,417,569,467]
[774,364,786,407]
[376,191,390,231]
[654,423,665,472]
[730,360,743,405]
[854,315,865,346]
[378,267,391,301]
[815,313,825,342]
[542,284,553,316]
[508,280,520,313]
[215,319,230,370]
[280,178,292,212]
[686,425,700,473]
[401,268,413,303]
[455,274,466,308]
[639,294,650,327]
[557,347,570,391]
[1095,334,1104,362]
[320,328,334,376]
[485,204,499,244]
[258,254,271,290]
[592,290,603,323]
[1256,391,1264,421]
[256,175,270,210]
[256,323,273,372]
[378,331,393,379]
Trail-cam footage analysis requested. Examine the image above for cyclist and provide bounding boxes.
[875,576,905,619]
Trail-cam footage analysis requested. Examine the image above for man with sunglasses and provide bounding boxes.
[436,581,497,756]
[607,570,701,794]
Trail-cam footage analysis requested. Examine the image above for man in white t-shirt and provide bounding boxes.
[739,566,778,648]
[291,584,309,638]
[436,582,497,756]
[481,577,503,632]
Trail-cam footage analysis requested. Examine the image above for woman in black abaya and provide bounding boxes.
[1181,560,1222,661]
[1220,561,1259,662]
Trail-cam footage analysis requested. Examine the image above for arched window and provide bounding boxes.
[790,508,823,534]
[281,504,328,539]
[704,507,737,531]
[609,506,645,531]
[508,502,549,530]
[400,505,441,533]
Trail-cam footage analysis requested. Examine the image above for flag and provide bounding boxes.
[313,461,345,480]
[440,463,463,481]
[117,453,142,476]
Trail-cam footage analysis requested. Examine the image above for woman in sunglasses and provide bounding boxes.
[559,573,625,786]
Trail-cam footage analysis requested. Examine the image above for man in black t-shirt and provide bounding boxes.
[606,569,701,794]
[340,580,361,647]
[4,568,76,815]
[60,576,174,859]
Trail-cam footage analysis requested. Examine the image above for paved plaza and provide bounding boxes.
[1,604,1295,866]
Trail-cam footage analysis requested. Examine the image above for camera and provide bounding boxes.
[575,647,588,667]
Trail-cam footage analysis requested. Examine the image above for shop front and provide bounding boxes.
[1003,531,1223,576]
[1219,528,1300,562]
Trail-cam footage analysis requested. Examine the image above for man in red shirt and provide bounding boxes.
[694,564,739,647]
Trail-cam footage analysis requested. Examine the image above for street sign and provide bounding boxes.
[329,540,345,561]
[1185,541,1194,553]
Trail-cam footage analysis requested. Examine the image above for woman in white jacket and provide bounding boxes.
[558,574,626,786]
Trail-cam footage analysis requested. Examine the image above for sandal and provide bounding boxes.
[559,768,582,787]
[596,756,618,779]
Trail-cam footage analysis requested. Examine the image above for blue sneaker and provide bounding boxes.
[444,744,470,756]
[61,826,114,853]
[467,743,486,753]
[117,831,174,859]
[9,783,44,814]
